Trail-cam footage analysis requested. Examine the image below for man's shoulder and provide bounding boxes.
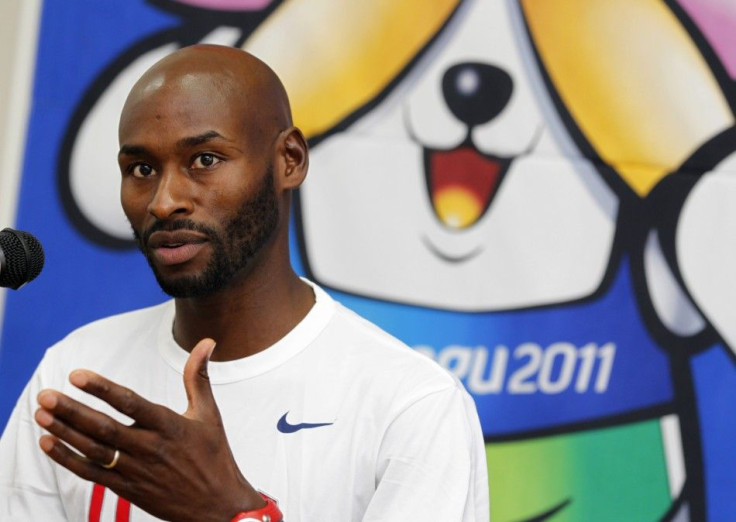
[53,300,173,351]
[311,293,475,435]
[32,300,174,386]
[316,289,458,391]
[328,301,412,352]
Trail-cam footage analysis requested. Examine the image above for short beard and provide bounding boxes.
[134,168,279,298]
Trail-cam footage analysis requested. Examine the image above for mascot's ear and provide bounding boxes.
[243,0,462,140]
[276,127,308,191]
[521,0,731,197]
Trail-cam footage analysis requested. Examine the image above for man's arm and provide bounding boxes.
[363,383,489,521]
[33,338,269,522]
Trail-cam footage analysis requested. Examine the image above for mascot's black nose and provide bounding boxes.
[442,62,513,127]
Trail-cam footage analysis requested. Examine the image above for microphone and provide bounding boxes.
[0,228,45,289]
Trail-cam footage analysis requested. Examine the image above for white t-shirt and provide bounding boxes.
[0,282,489,521]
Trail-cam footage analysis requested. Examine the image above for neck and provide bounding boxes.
[171,261,314,361]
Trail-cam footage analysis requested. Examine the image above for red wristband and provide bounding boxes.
[230,492,283,522]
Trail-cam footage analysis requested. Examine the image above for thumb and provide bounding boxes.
[183,338,219,422]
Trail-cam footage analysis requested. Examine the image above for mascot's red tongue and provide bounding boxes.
[429,147,503,228]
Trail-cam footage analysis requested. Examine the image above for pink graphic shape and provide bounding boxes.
[171,0,275,11]
[678,0,736,79]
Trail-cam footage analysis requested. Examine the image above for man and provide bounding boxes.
[0,45,488,521]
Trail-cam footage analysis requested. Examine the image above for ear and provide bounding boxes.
[276,127,309,190]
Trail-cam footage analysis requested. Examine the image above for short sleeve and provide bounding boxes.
[362,383,489,521]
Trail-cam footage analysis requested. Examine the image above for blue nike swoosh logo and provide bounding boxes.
[277,412,334,433]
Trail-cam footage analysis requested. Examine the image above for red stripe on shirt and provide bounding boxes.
[89,484,106,522]
[116,497,131,522]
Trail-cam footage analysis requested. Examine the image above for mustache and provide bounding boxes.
[135,219,217,246]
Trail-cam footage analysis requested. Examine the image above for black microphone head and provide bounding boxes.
[0,228,45,290]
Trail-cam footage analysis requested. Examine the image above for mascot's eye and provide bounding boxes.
[192,153,221,169]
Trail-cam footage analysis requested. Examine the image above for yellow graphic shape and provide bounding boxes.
[434,186,483,229]
[244,0,461,140]
[522,0,734,196]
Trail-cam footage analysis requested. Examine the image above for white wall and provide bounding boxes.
[0,0,42,331]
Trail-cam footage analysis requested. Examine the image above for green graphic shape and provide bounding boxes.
[487,418,674,521]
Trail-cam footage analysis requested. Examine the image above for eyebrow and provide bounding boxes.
[117,130,229,158]
[118,144,147,158]
[177,130,228,149]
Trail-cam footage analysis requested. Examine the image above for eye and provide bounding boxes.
[191,153,222,169]
[129,163,155,178]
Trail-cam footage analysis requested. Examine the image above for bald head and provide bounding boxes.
[117,44,310,301]
[120,45,293,143]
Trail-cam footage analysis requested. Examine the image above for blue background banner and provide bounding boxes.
[3,0,736,520]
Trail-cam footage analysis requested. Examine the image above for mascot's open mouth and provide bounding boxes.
[424,145,512,229]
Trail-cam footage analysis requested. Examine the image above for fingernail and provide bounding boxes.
[37,390,57,409]
[69,370,89,388]
[35,409,53,427]
[39,436,54,453]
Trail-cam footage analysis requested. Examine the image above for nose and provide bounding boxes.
[147,170,193,220]
[442,62,513,127]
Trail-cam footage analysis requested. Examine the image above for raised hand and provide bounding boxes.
[34,338,266,522]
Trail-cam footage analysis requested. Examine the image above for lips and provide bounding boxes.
[146,230,208,266]
[425,146,512,229]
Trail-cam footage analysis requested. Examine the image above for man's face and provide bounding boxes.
[118,72,280,297]
[133,170,278,298]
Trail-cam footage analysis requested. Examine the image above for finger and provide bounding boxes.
[39,434,122,487]
[37,389,129,450]
[35,406,120,467]
[68,370,170,430]
[182,338,219,421]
